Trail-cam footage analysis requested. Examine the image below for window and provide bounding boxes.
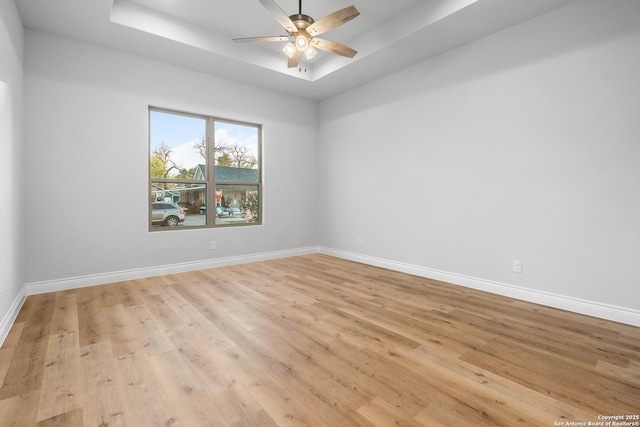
[149,107,261,230]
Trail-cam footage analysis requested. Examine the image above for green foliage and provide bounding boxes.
[150,142,179,178]
[150,150,168,178]
[217,153,232,167]
[175,166,198,180]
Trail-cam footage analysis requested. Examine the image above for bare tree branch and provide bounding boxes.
[229,144,257,169]
[194,136,231,164]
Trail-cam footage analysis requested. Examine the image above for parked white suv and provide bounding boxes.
[151,202,185,226]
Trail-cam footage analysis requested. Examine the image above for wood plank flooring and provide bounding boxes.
[1,254,639,426]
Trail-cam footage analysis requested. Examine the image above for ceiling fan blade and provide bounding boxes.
[259,0,298,33]
[233,36,290,43]
[311,38,357,58]
[306,6,359,37]
[288,49,303,68]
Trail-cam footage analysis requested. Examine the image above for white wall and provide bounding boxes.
[0,0,26,342]
[24,30,318,285]
[318,0,640,321]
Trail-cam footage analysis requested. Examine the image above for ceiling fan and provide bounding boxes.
[233,0,360,68]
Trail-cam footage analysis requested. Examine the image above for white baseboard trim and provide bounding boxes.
[319,247,640,327]
[26,246,319,296]
[19,245,640,328]
[0,286,27,348]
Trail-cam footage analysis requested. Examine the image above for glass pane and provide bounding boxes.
[215,184,260,225]
[150,110,207,180]
[151,182,207,228]
[214,121,259,182]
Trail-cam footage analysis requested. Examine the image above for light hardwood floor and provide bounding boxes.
[1,254,639,426]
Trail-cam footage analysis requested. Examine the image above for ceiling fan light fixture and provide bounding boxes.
[295,34,309,51]
[282,42,297,58]
[304,46,317,60]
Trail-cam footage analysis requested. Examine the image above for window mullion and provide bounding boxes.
[206,117,215,227]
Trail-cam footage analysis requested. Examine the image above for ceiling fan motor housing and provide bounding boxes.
[289,14,314,30]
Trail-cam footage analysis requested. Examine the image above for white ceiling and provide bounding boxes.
[15,0,577,100]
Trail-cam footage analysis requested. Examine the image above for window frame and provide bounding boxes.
[148,106,262,231]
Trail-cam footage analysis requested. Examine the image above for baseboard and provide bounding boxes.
[21,245,640,328]
[0,286,27,348]
[319,247,640,327]
[26,246,319,296]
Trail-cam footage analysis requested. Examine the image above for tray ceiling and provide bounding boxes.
[16,0,577,100]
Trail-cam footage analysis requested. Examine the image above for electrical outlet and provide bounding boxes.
[356,237,362,245]
[210,241,217,250]
[513,260,523,273]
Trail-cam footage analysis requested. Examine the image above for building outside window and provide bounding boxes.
[149,107,261,230]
